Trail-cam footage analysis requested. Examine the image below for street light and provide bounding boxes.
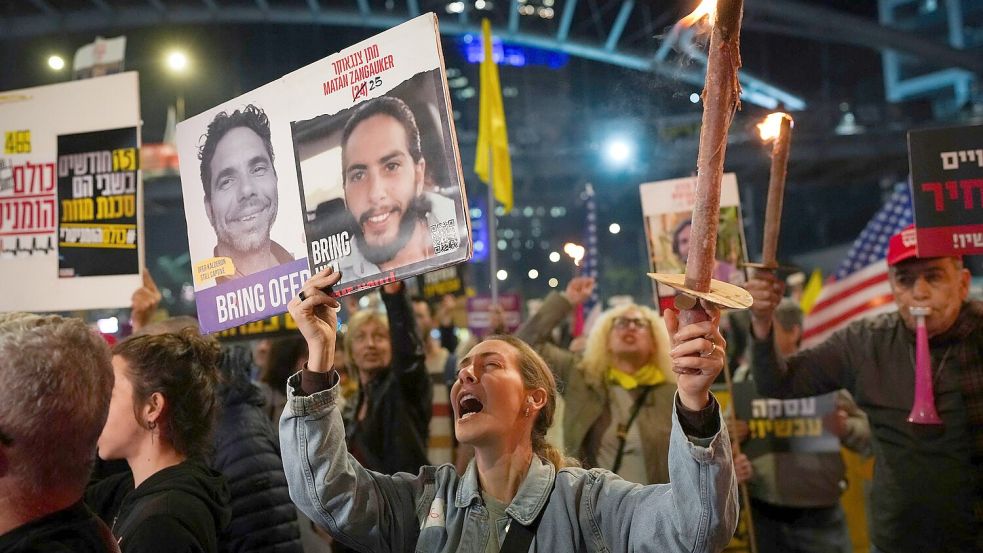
[165,49,190,121]
[166,50,189,73]
[603,137,633,167]
[47,55,65,71]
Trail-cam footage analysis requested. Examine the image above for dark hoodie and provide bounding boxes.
[86,461,231,553]
[212,345,303,553]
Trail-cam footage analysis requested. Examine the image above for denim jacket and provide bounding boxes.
[280,373,738,553]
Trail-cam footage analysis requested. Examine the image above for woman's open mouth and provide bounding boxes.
[457,393,484,421]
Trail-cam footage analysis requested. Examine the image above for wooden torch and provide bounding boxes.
[746,112,794,272]
[649,0,753,323]
[648,2,756,550]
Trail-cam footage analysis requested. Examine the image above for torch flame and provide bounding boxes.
[563,242,586,267]
[679,0,717,28]
[757,112,793,142]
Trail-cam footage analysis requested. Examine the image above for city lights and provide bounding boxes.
[548,278,559,288]
[496,269,508,281]
[609,223,621,234]
[528,269,539,279]
[549,251,561,262]
[47,55,65,71]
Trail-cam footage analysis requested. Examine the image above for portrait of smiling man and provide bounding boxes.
[198,104,293,281]
[337,95,458,279]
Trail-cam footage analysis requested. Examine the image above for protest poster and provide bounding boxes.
[57,126,139,277]
[731,380,841,458]
[639,174,748,313]
[177,14,471,334]
[907,123,983,257]
[467,293,522,337]
[0,72,142,312]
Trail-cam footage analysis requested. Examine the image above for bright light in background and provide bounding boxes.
[563,242,586,266]
[166,50,189,73]
[528,269,539,279]
[47,55,65,70]
[446,1,465,13]
[497,269,508,281]
[548,278,559,288]
[549,251,561,262]
[689,92,700,103]
[97,317,119,334]
[604,138,633,166]
[609,223,621,234]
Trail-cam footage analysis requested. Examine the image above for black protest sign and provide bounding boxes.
[731,380,840,458]
[57,127,139,277]
[908,124,983,256]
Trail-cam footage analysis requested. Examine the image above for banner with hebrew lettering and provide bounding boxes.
[908,123,983,257]
[176,14,471,334]
[0,72,142,312]
[731,380,840,458]
[57,127,139,277]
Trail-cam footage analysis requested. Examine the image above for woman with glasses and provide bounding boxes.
[517,276,680,484]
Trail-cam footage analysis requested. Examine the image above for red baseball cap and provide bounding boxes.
[887,225,918,266]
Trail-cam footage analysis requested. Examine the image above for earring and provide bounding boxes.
[523,406,530,417]
[148,421,156,430]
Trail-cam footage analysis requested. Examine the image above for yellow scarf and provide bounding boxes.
[607,364,666,390]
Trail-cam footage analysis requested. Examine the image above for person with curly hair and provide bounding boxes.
[517,276,683,485]
[86,328,231,553]
[198,104,293,280]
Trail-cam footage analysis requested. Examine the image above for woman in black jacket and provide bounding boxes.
[213,344,305,553]
[87,328,231,553]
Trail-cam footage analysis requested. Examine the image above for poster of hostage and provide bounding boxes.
[640,173,749,313]
[292,33,471,297]
[176,14,470,333]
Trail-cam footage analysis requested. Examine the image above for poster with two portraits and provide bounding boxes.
[177,14,472,333]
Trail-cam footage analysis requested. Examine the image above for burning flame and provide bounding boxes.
[679,0,717,28]
[563,242,586,266]
[757,112,793,142]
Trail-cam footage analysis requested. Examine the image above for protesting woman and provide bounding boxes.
[281,268,737,553]
[87,328,231,553]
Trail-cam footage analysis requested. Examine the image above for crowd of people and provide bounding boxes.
[0,227,980,553]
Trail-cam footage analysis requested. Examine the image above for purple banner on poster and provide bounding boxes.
[195,258,311,334]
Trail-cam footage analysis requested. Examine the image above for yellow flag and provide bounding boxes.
[800,268,823,315]
[474,19,513,213]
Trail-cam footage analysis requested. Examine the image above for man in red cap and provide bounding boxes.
[745,224,981,553]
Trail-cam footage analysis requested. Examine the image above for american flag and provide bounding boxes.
[801,183,913,347]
